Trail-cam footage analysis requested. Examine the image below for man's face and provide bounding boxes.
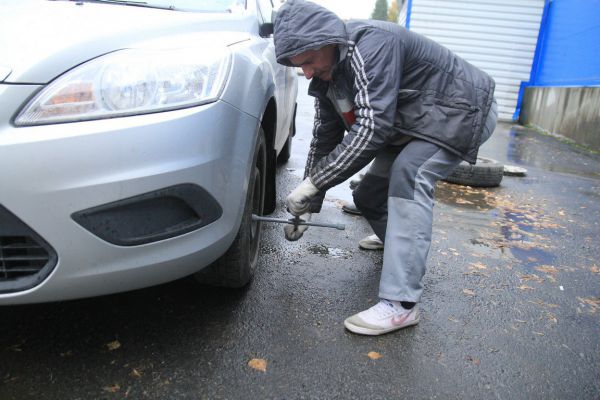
[289,45,337,81]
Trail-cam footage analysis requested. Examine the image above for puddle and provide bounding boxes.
[436,181,495,210]
[504,127,600,179]
[307,244,350,259]
[499,210,557,268]
[436,181,561,270]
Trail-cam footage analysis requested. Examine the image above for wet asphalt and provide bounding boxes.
[1,78,599,400]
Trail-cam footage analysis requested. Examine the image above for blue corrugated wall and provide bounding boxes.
[515,0,600,119]
[531,0,600,86]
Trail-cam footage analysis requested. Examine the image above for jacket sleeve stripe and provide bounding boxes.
[312,46,375,187]
[305,98,322,179]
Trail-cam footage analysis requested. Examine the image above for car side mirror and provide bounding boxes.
[259,9,276,38]
[259,22,274,37]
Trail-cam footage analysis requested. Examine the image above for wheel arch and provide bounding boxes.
[260,97,278,214]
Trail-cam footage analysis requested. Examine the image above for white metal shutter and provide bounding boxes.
[407,0,545,120]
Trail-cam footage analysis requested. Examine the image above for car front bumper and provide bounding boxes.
[0,84,259,304]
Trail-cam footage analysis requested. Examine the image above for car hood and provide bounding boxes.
[0,1,252,84]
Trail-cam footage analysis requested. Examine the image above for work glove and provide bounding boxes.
[286,177,319,216]
[284,213,311,241]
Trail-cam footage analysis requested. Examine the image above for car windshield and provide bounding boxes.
[152,0,246,12]
[67,0,247,12]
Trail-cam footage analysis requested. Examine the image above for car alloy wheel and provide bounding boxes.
[195,129,266,287]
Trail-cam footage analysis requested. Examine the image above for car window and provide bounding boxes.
[256,0,274,22]
[149,0,246,12]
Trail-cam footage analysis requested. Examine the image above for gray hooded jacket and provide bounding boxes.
[274,0,495,200]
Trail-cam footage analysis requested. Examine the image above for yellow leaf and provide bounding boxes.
[248,358,267,372]
[535,265,558,275]
[106,340,121,351]
[519,274,544,283]
[470,262,487,270]
[462,289,476,296]
[367,351,383,360]
[455,198,474,205]
[517,285,534,291]
[103,384,120,393]
[130,369,142,378]
[578,297,600,312]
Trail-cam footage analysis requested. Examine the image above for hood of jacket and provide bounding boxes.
[274,0,347,66]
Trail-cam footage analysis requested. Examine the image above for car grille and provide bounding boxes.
[0,205,57,293]
[1,236,51,280]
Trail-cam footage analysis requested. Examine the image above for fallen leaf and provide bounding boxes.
[448,316,460,323]
[546,313,558,324]
[3,375,19,384]
[517,285,534,291]
[465,355,480,365]
[520,274,544,283]
[130,369,142,378]
[455,198,474,205]
[462,289,476,296]
[589,265,599,274]
[103,384,120,393]
[248,358,267,372]
[470,262,487,270]
[367,351,382,360]
[535,265,559,275]
[578,297,600,313]
[106,340,121,351]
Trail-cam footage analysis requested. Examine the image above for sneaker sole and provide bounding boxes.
[358,243,384,250]
[342,205,363,216]
[344,316,420,336]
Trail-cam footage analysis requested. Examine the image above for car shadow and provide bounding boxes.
[0,277,250,374]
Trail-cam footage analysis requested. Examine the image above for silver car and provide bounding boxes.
[0,0,298,304]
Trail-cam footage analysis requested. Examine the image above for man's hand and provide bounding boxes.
[286,177,319,216]
[284,213,311,241]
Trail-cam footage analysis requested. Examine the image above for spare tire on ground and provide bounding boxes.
[444,157,504,187]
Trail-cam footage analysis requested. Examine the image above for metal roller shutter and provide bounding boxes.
[407,0,545,120]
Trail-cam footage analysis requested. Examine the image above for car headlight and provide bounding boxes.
[15,47,231,126]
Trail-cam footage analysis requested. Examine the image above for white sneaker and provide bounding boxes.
[344,300,419,336]
[358,234,384,250]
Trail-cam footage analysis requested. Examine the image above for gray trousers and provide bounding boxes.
[353,101,497,302]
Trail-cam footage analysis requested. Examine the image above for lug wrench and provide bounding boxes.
[251,214,345,230]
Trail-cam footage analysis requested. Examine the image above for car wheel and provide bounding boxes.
[443,157,504,187]
[277,104,296,163]
[195,129,266,287]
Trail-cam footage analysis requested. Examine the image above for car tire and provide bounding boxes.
[443,157,504,187]
[277,104,296,163]
[195,129,266,287]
